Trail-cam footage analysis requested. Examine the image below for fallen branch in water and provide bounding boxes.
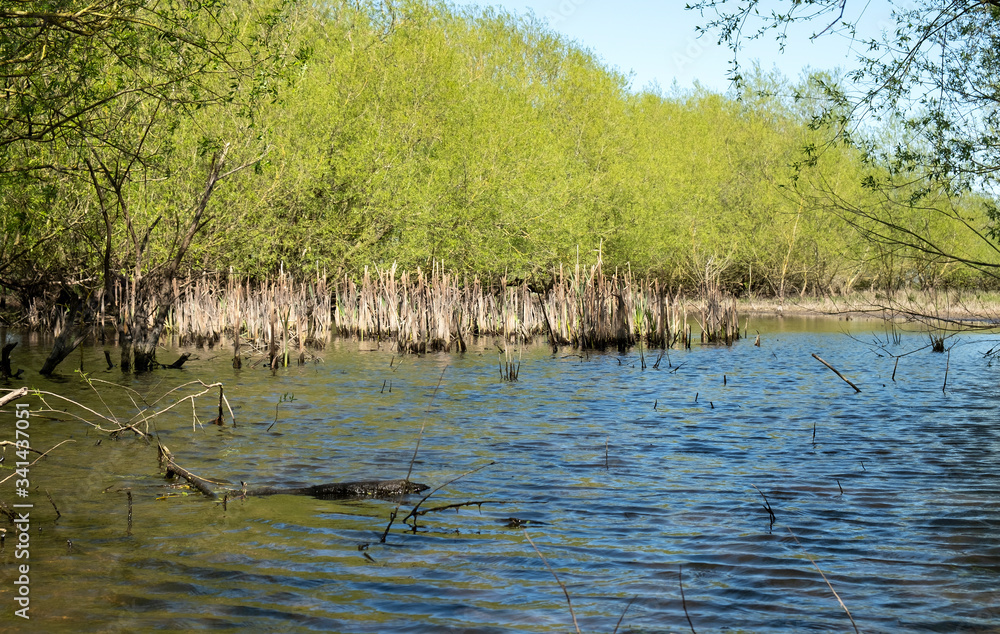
[30,379,235,437]
[811,353,861,393]
[406,499,507,517]
[0,439,75,486]
[0,387,29,408]
[159,444,221,498]
[0,440,45,455]
[401,461,496,529]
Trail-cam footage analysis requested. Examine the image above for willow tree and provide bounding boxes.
[689,0,1000,296]
[1,0,305,372]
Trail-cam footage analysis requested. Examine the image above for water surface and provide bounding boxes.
[2,317,999,632]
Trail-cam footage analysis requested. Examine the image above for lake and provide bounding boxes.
[1,316,999,632]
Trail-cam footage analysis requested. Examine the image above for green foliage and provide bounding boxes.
[2,0,997,312]
[688,0,1000,293]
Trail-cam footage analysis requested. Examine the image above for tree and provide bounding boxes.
[2,0,303,372]
[688,0,1000,299]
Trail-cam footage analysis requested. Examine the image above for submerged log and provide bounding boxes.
[243,479,430,500]
[159,445,427,500]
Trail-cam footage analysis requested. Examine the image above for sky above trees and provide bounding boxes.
[450,0,895,92]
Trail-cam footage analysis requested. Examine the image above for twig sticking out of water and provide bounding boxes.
[45,490,60,520]
[497,341,521,382]
[787,527,860,634]
[381,367,447,543]
[751,484,776,527]
[811,353,861,393]
[523,530,581,634]
[126,491,133,536]
[942,349,950,393]
[612,596,638,634]
[892,357,899,382]
[211,387,226,426]
[679,564,696,634]
[266,393,295,432]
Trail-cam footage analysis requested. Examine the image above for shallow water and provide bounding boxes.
[2,318,1000,632]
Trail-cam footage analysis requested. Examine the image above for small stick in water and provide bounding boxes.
[126,491,133,536]
[612,596,638,634]
[524,530,581,634]
[680,564,696,634]
[942,349,950,393]
[45,489,61,520]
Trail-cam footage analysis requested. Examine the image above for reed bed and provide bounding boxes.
[166,271,332,357]
[17,264,741,355]
[330,262,737,352]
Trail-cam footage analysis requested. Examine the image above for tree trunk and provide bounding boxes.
[1,342,16,378]
[126,303,171,373]
[40,301,86,376]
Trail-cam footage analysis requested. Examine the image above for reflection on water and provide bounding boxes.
[2,317,1000,632]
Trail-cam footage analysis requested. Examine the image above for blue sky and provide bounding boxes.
[450,1,896,93]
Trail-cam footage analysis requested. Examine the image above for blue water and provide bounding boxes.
[2,318,999,632]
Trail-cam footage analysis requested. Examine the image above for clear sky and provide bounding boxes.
[450,0,896,93]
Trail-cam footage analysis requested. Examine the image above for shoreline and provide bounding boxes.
[736,290,1000,324]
